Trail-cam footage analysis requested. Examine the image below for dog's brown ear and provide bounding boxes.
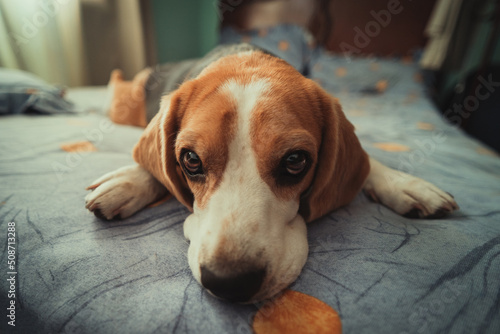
[132,91,194,210]
[300,87,370,222]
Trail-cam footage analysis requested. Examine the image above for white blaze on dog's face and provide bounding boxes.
[175,53,326,302]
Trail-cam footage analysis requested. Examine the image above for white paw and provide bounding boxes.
[364,159,459,218]
[85,165,168,220]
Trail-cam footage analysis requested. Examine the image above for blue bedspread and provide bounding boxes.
[1,27,500,334]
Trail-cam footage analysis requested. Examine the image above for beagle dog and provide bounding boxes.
[85,45,458,303]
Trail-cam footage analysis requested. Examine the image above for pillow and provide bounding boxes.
[0,68,76,115]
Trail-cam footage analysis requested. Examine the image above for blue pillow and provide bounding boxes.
[0,68,76,115]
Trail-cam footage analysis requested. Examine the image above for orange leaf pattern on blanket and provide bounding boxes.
[417,122,435,130]
[60,141,97,153]
[278,40,289,51]
[335,67,347,77]
[375,80,388,93]
[348,109,365,116]
[373,142,411,152]
[253,290,342,334]
[476,146,499,157]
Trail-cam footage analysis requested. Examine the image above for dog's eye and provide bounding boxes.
[274,150,311,186]
[285,152,307,175]
[181,151,203,176]
[285,152,308,175]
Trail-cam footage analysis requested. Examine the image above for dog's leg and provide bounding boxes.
[85,165,169,220]
[363,158,459,218]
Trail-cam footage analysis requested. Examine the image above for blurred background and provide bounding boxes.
[0,0,219,86]
[1,0,499,150]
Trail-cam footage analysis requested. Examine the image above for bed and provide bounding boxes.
[1,34,500,334]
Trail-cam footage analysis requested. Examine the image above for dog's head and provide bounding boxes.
[133,51,369,302]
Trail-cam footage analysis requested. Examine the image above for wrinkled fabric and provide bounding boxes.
[1,25,499,334]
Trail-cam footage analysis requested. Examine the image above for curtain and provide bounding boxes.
[0,0,147,87]
[420,0,465,70]
[0,0,87,86]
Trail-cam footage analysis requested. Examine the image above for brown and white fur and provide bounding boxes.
[85,49,458,303]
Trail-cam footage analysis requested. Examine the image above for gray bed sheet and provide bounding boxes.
[1,57,500,334]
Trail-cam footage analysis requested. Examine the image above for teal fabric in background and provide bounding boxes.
[151,0,219,63]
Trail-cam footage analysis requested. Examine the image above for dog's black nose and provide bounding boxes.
[200,266,266,302]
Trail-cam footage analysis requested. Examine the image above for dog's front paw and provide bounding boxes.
[85,165,168,220]
[364,160,459,218]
